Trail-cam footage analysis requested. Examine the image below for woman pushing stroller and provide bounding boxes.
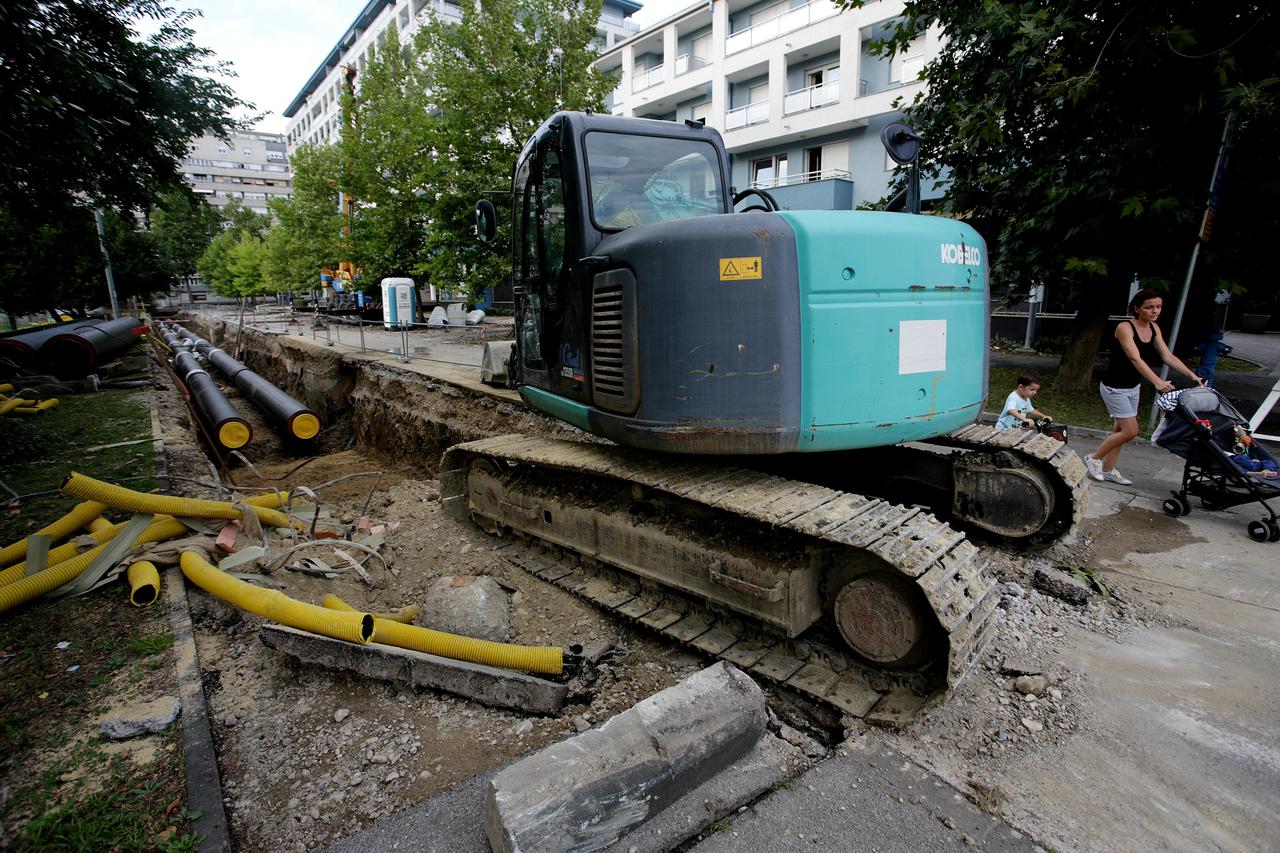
[1085,289,1205,485]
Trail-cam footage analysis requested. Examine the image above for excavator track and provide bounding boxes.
[937,424,1091,545]
[441,435,1001,721]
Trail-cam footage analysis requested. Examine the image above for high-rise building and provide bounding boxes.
[282,0,643,155]
[596,0,941,209]
[181,130,293,216]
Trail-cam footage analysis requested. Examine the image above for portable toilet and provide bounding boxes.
[380,278,418,329]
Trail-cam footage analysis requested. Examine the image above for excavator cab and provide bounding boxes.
[484,111,989,457]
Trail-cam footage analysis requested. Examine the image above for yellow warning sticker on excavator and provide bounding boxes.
[719,257,762,281]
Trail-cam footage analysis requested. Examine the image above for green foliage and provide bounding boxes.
[129,633,175,656]
[866,1,1280,379]
[148,188,223,284]
[258,144,346,295]
[414,0,615,301]
[195,203,272,296]
[0,0,249,314]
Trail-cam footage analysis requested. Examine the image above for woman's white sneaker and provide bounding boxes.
[1102,469,1133,485]
[1085,455,1104,481]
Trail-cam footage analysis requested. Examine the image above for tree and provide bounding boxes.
[0,0,249,316]
[340,26,436,287]
[259,143,346,296]
[228,234,269,296]
[195,203,271,297]
[148,187,223,289]
[870,1,1280,389]
[415,0,615,301]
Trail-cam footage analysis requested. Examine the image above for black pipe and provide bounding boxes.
[171,323,321,442]
[172,350,252,450]
[0,320,96,373]
[42,317,146,378]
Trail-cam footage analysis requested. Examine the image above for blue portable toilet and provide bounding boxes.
[381,278,417,329]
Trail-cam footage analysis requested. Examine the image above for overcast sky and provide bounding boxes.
[167,0,694,135]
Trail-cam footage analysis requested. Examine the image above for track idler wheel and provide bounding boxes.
[952,451,1056,540]
[833,571,938,669]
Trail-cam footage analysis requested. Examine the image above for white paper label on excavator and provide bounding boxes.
[898,319,947,374]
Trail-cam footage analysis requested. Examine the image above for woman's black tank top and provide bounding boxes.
[1102,320,1161,388]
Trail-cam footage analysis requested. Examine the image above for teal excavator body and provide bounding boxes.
[499,112,988,456]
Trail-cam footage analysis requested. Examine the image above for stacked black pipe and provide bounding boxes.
[42,317,146,378]
[171,324,320,442]
[172,350,252,451]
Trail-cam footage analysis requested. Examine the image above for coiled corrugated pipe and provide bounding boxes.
[0,501,108,567]
[127,561,160,606]
[180,552,373,644]
[60,473,297,529]
[172,350,252,450]
[321,594,419,624]
[321,594,562,675]
[0,518,187,614]
[86,516,114,535]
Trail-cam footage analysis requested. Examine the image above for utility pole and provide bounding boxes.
[93,209,121,319]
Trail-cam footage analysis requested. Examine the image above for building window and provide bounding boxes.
[243,147,253,156]
[752,154,788,186]
[217,145,228,154]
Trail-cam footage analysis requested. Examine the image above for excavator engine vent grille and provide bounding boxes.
[591,271,638,415]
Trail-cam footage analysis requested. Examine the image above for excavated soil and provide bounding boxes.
[153,319,1155,852]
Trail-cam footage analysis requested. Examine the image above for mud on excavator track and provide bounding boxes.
[438,429,1086,721]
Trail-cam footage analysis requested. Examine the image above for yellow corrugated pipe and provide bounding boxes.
[86,516,115,535]
[0,383,12,394]
[127,561,161,606]
[0,518,188,614]
[321,594,419,624]
[1,492,299,588]
[180,552,373,644]
[61,473,297,530]
[321,594,562,675]
[0,398,23,416]
[0,501,108,567]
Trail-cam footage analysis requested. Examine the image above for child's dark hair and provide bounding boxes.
[1129,288,1164,316]
[1017,371,1040,388]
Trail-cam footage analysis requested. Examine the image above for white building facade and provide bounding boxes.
[596,0,940,209]
[283,0,643,154]
[182,130,292,216]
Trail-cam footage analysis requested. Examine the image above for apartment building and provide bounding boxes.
[596,0,941,209]
[282,0,643,154]
[181,130,293,216]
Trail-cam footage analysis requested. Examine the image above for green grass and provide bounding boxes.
[0,354,154,545]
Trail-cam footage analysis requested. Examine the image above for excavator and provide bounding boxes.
[442,112,1087,716]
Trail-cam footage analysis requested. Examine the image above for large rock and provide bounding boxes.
[485,662,766,853]
[1032,566,1094,606]
[420,576,510,642]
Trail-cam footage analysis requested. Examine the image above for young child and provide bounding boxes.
[995,371,1052,430]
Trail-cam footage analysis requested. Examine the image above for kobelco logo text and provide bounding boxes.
[940,243,980,265]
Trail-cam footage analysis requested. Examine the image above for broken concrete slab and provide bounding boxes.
[485,661,766,853]
[1032,566,1094,605]
[100,695,181,740]
[420,575,511,642]
[259,624,566,714]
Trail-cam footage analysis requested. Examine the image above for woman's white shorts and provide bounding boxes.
[1099,382,1140,419]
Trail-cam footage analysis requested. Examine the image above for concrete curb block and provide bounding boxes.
[485,661,766,853]
[151,394,231,853]
[258,624,568,714]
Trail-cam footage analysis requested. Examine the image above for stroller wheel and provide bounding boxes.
[1247,520,1271,543]
[1269,520,1280,543]
[1162,498,1183,518]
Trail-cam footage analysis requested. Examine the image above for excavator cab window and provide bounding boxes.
[585,131,724,231]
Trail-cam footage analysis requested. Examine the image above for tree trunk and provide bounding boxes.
[1053,290,1112,393]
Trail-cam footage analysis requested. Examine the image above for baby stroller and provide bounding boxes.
[1154,387,1279,542]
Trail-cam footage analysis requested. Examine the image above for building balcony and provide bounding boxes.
[632,64,665,93]
[750,172,854,211]
[725,101,770,130]
[783,81,839,115]
[725,0,839,56]
[674,53,710,75]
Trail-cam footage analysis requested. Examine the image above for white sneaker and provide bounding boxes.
[1085,455,1104,481]
[1102,469,1133,485]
